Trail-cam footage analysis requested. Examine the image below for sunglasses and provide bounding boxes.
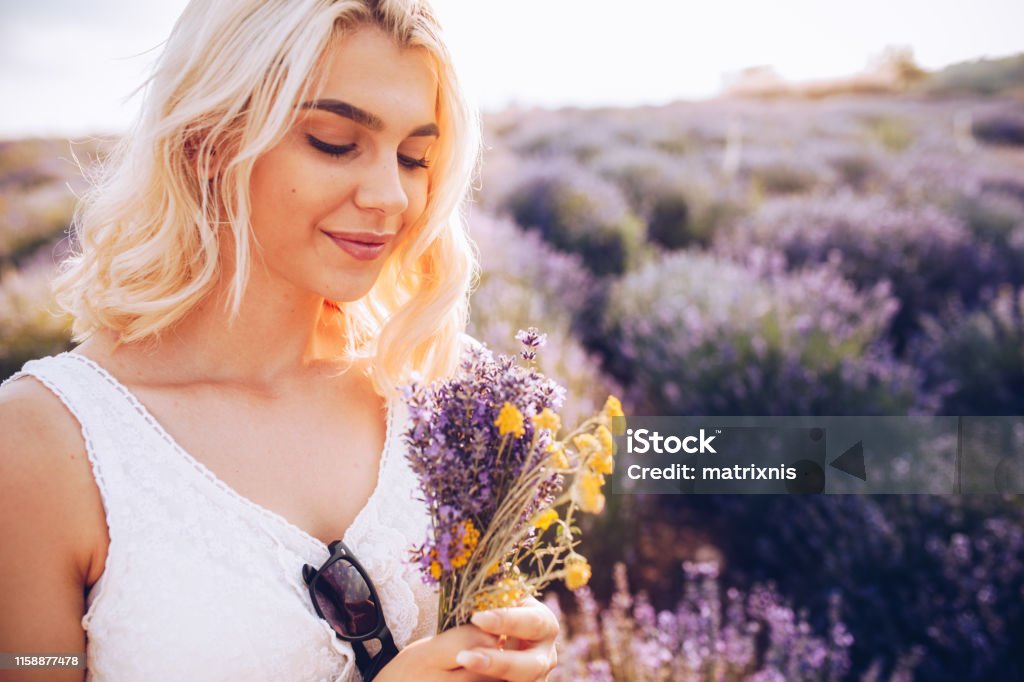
[302,540,399,681]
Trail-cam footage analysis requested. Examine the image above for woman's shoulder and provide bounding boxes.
[0,371,83,506]
[0,367,108,585]
[0,368,82,445]
[0,338,120,429]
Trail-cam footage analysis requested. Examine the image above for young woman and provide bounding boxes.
[0,1,558,680]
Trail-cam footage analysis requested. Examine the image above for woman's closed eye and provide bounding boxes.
[307,134,355,157]
[306,134,429,169]
[398,153,430,170]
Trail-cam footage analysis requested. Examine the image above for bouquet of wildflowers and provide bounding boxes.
[402,328,624,632]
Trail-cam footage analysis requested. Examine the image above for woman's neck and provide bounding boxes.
[84,265,353,395]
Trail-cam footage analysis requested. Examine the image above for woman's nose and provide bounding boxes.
[354,155,409,216]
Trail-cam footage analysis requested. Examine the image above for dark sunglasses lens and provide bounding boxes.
[313,558,380,638]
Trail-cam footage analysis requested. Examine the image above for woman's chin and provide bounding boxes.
[317,280,378,305]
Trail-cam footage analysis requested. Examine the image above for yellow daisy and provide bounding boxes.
[546,442,571,469]
[494,402,525,438]
[595,425,614,456]
[531,408,562,435]
[564,555,592,590]
[603,395,624,419]
[574,469,606,514]
[532,509,559,531]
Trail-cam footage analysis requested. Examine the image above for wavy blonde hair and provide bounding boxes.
[54,0,481,396]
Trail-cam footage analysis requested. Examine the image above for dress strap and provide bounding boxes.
[2,353,136,528]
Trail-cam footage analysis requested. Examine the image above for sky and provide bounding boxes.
[0,0,1021,138]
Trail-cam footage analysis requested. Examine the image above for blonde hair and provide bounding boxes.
[54,0,481,396]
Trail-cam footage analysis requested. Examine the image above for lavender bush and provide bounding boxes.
[0,138,103,267]
[652,494,1024,682]
[498,108,656,163]
[739,146,839,196]
[975,164,1024,204]
[493,158,647,276]
[911,286,1024,415]
[591,149,746,250]
[545,561,861,682]
[599,250,927,416]
[954,187,1024,250]
[0,183,77,266]
[971,107,1024,147]
[821,145,885,194]
[859,113,916,153]
[713,193,998,349]
[884,152,1024,289]
[0,254,72,379]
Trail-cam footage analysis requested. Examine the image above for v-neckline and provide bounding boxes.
[64,350,394,552]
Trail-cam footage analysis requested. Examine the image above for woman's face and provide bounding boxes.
[247,25,437,303]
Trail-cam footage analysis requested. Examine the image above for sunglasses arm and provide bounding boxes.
[360,629,397,682]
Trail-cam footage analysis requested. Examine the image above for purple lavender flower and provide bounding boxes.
[515,326,548,361]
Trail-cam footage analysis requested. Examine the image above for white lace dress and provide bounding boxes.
[3,351,439,681]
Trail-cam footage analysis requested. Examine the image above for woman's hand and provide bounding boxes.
[375,596,559,682]
[458,596,560,682]
[374,623,502,681]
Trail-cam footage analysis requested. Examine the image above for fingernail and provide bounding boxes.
[456,650,489,669]
[471,610,499,629]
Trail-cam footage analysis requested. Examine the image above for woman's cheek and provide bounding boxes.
[407,178,430,227]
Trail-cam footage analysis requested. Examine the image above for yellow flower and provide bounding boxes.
[603,395,624,419]
[595,425,614,456]
[588,451,614,475]
[603,395,626,435]
[474,577,528,611]
[531,408,562,435]
[546,442,571,469]
[430,560,442,580]
[532,509,559,531]
[573,433,600,456]
[564,555,592,590]
[585,426,615,474]
[451,519,480,569]
[494,402,525,438]
[574,469,606,514]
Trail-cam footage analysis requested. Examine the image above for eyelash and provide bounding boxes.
[306,134,430,170]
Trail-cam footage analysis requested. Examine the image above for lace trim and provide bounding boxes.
[270,535,359,678]
[346,486,421,647]
[61,351,395,554]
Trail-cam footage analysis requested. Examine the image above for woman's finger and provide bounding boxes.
[470,600,559,643]
[406,626,502,670]
[455,645,557,682]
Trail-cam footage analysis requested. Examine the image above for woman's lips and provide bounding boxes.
[322,231,389,261]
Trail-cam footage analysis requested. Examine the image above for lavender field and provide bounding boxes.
[466,91,1024,681]
[3,85,1024,679]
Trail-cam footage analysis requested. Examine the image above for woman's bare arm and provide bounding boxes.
[0,378,104,682]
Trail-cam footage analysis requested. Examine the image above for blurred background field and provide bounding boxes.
[3,44,1024,682]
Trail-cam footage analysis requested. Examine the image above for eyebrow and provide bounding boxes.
[301,99,438,137]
